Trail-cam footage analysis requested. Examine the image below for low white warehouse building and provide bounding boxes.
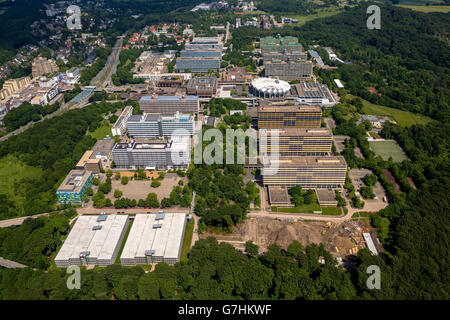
[120,212,186,266]
[55,214,129,267]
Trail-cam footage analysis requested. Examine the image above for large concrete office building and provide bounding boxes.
[291,82,337,107]
[176,36,222,73]
[187,76,218,97]
[112,105,133,136]
[261,36,303,56]
[259,127,332,156]
[127,112,194,139]
[264,60,313,80]
[120,213,186,265]
[139,95,199,114]
[112,136,191,170]
[56,169,93,205]
[175,57,221,73]
[55,215,129,267]
[258,105,322,129]
[262,156,347,189]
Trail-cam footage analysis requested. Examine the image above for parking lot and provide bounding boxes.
[348,169,389,212]
[95,173,188,204]
[333,135,350,153]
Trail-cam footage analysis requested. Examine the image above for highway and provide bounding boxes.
[0,35,124,143]
[90,35,125,88]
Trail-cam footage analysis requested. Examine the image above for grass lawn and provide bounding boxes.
[286,7,345,26]
[180,221,195,262]
[89,124,112,140]
[397,5,450,12]
[359,97,434,127]
[369,140,409,162]
[115,220,133,264]
[321,207,342,216]
[273,203,342,215]
[0,154,43,210]
[274,202,321,213]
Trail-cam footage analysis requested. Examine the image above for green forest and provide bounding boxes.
[283,4,450,120]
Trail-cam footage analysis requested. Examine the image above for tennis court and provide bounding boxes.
[369,140,408,162]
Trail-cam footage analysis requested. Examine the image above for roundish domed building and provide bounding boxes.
[250,77,291,99]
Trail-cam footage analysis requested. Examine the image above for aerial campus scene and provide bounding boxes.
[0,0,448,309]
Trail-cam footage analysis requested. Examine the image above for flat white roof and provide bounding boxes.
[55,215,128,263]
[334,79,344,88]
[121,213,186,262]
[363,233,378,256]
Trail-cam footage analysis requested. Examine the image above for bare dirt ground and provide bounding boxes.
[200,218,369,258]
[384,169,401,193]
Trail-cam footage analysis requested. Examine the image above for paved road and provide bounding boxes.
[0,100,75,142]
[0,213,50,228]
[77,207,189,215]
[91,35,124,88]
[0,257,29,269]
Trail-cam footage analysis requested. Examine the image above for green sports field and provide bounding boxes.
[369,140,409,162]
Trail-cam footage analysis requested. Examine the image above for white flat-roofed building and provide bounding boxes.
[54,215,129,267]
[120,213,186,265]
[334,79,344,88]
[127,112,194,139]
[112,105,133,136]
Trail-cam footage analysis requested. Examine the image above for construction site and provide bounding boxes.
[200,217,384,263]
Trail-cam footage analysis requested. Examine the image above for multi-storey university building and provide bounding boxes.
[175,57,221,73]
[32,57,58,78]
[75,150,102,174]
[186,76,217,97]
[257,105,322,128]
[291,82,337,107]
[262,156,347,189]
[259,127,332,156]
[112,136,191,170]
[112,105,133,136]
[56,169,93,205]
[264,60,312,80]
[176,37,222,73]
[138,95,199,114]
[0,77,31,100]
[260,36,303,55]
[127,112,194,139]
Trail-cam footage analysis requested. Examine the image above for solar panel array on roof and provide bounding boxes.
[156,95,182,101]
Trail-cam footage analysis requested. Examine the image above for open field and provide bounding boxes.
[360,98,434,127]
[286,7,344,26]
[89,124,112,140]
[0,155,43,207]
[369,140,409,162]
[397,5,450,12]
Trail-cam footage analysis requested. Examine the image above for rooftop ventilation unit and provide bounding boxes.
[92,225,102,230]
[155,212,165,220]
[79,251,90,257]
[152,224,162,229]
[97,214,107,222]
